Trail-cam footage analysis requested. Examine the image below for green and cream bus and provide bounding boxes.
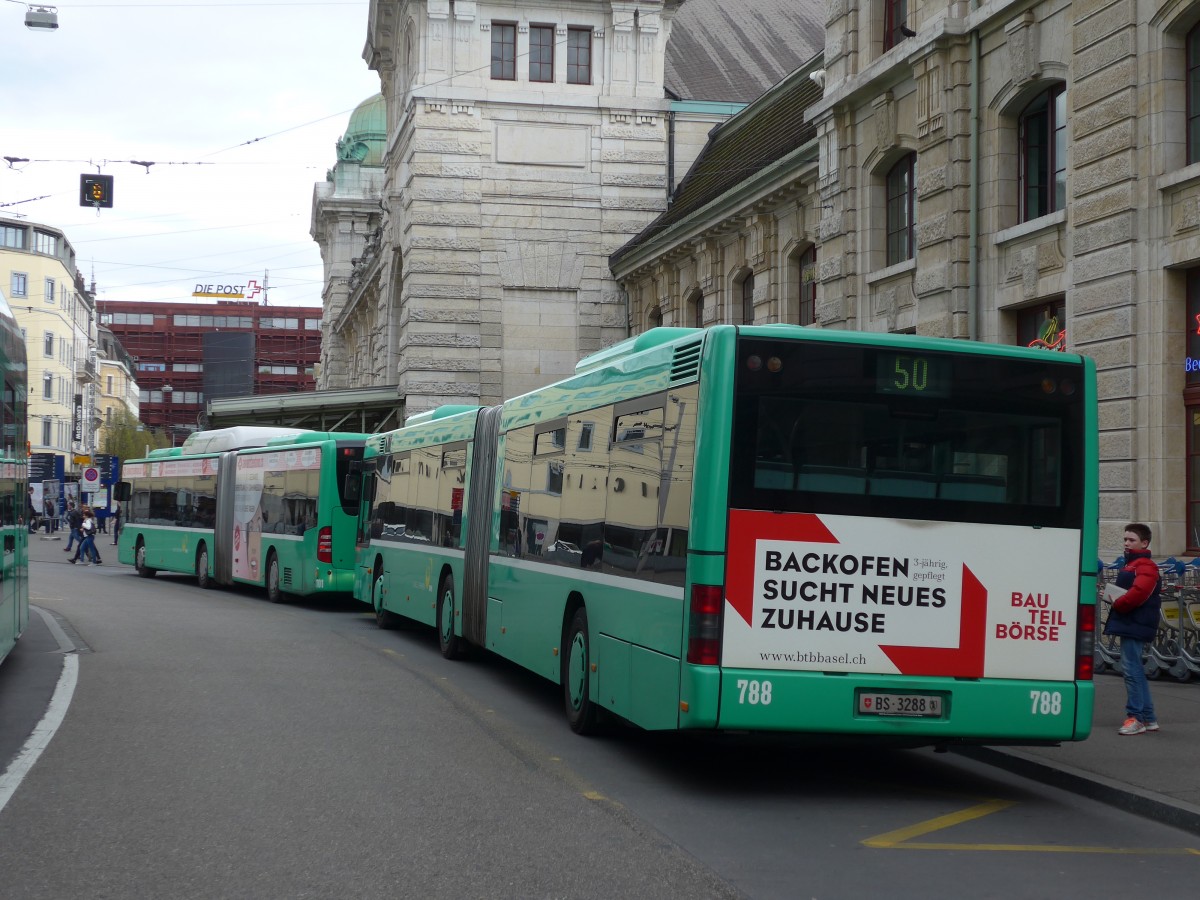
[357,325,1098,743]
[117,427,368,602]
[0,289,27,666]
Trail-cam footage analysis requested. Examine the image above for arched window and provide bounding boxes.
[647,306,662,331]
[690,293,704,329]
[1019,84,1066,221]
[886,154,916,265]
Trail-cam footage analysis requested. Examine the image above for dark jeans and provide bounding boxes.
[75,533,100,563]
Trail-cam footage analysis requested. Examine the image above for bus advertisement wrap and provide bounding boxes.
[724,509,1080,681]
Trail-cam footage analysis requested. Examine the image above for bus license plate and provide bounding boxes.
[858,693,943,717]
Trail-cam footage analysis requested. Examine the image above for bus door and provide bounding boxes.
[212,450,238,586]
[462,406,502,646]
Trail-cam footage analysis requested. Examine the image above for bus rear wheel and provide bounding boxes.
[374,570,400,629]
[437,573,464,659]
[196,545,211,589]
[563,607,599,735]
[266,553,285,604]
[135,540,156,579]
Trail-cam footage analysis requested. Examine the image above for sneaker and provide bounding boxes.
[1119,717,1146,735]
[68,558,76,564]
[1144,721,1160,732]
[93,560,102,565]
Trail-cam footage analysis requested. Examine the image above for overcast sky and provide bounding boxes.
[2,0,380,308]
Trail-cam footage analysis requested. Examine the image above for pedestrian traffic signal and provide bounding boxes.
[80,173,114,208]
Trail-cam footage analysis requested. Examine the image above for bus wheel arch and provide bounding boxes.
[195,543,211,589]
[265,550,285,604]
[562,597,600,735]
[134,538,156,578]
[436,569,464,660]
[374,555,400,629]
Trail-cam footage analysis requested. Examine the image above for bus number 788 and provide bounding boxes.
[736,679,773,705]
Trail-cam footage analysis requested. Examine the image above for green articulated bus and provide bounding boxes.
[117,427,368,602]
[357,325,1098,743]
[0,289,27,666]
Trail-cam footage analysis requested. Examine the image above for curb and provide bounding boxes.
[956,745,1200,838]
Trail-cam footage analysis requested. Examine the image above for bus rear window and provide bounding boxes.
[730,339,1086,528]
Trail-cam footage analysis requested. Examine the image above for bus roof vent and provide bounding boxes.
[575,328,699,376]
[670,338,703,384]
[373,434,389,454]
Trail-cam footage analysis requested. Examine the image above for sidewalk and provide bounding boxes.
[958,672,1200,835]
[26,533,1200,834]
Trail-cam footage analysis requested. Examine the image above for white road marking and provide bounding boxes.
[0,652,78,815]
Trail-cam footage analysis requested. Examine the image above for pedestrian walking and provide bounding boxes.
[112,504,121,545]
[1103,522,1161,735]
[69,506,102,566]
[62,502,82,554]
[42,496,55,534]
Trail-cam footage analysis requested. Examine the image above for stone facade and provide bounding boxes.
[311,95,390,390]
[337,0,685,416]
[612,0,1200,558]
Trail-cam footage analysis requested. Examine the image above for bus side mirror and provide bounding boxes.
[114,482,131,502]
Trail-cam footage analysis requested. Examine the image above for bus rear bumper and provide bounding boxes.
[683,668,1093,742]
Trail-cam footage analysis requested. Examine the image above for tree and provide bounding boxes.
[100,409,170,460]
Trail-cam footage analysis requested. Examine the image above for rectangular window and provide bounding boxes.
[1,225,26,249]
[886,154,916,265]
[535,425,567,455]
[1017,300,1067,351]
[491,22,516,80]
[32,230,57,255]
[884,0,909,52]
[44,277,55,305]
[567,27,592,84]
[529,24,554,82]
[42,418,51,446]
[43,372,53,400]
[106,375,114,394]
[43,332,54,357]
[1189,25,1200,166]
[798,246,817,326]
[731,337,1085,529]
[10,272,27,297]
[741,274,755,325]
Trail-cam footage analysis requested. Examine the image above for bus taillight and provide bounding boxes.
[687,583,724,665]
[317,526,333,563]
[1076,603,1095,681]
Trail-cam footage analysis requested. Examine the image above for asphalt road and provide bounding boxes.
[2,558,1199,899]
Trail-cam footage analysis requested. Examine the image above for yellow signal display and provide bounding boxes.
[79,174,114,208]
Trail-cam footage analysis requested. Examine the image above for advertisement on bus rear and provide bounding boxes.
[723,510,1081,681]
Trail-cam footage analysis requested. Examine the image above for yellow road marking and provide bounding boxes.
[864,799,1200,855]
[864,799,1013,847]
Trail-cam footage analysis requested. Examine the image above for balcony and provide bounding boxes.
[75,358,97,384]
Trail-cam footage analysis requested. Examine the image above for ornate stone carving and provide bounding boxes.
[873,92,897,153]
[1005,12,1040,87]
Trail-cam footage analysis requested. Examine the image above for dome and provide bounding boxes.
[336,93,387,166]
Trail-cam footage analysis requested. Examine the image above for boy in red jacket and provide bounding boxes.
[1103,523,1162,735]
